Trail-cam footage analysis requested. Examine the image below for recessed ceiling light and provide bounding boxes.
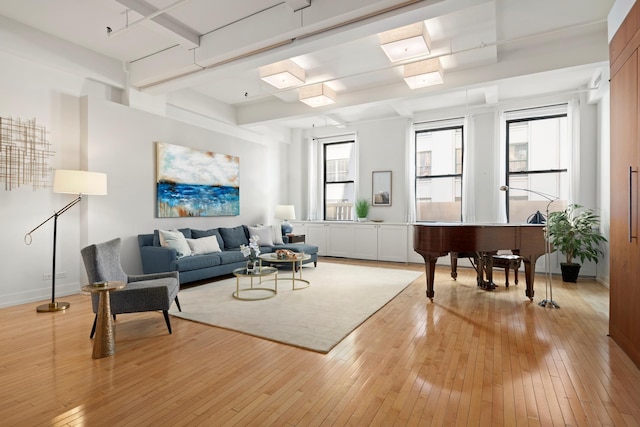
[403,58,444,89]
[299,83,336,107]
[260,60,305,89]
[379,22,431,62]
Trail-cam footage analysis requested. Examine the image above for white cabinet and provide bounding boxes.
[377,224,408,262]
[353,224,378,260]
[328,224,355,257]
[306,223,329,255]
[301,222,410,262]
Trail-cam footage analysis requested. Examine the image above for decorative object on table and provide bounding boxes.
[156,142,239,218]
[275,249,298,260]
[0,116,54,191]
[354,198,370,221]
[547,204,607,283]
[240,235,261,273]
[25,169,107,313]
[372,170,392,206]
[275,204,296,234]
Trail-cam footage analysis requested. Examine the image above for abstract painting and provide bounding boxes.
[156,142,239,217]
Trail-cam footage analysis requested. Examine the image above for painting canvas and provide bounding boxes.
[156,142,239,217]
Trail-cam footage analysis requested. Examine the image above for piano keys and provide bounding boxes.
[413,223,546,301]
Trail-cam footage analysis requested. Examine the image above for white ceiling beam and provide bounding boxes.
[115,0,199,49]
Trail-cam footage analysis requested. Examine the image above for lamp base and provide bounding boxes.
[281,220,293,235]
[538,299,560,309]
[36,301,70,312]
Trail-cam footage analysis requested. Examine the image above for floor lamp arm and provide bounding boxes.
[24,195,83,312]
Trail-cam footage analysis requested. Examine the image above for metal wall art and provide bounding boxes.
[0,117,54,191]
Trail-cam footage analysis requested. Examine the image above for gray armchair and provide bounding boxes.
[81,238,181,338]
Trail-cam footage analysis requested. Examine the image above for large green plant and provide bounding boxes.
[547,204,607,264]
[354,198,370,219]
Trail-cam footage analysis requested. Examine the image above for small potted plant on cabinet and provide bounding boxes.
[547,204,607,282]
[354,198,370,221]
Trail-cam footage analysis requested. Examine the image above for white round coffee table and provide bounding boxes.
[232,265,278,300]
[258,253,311,290]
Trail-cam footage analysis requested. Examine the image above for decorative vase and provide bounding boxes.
[246,259,259,274]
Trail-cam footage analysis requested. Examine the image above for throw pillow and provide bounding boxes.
[271,225,285,245]
[191,228,224,249]
[153,228,191,247]
[186,235,222,255]
[218,225,249,250]
[248,225,274,246]
[159,229,192,258]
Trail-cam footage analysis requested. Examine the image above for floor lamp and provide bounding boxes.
[25,170,107,313]
[500,185,560,308]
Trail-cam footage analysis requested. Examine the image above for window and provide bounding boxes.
[415,126,463,221]
[505,109,569,223]
[324,140,356,220]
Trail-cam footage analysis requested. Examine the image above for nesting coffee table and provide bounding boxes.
[232,265,278,300]
[258,253,311,290]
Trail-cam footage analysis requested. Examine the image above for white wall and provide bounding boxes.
[0,50,287,307]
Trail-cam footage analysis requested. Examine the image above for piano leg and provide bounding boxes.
[423,256,437,302]
[450,252,458,280]
[523,260,535,300]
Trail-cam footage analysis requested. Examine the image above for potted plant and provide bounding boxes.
[354,198,370,221]
[547,204,607,282]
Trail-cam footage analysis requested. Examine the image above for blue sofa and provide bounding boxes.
[137,225,318,285]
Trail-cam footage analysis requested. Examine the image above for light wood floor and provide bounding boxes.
[1,259,639,426]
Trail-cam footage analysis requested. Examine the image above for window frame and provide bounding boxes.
[504,113,568,221]
[323,139,356,221]
[414,125,464,222]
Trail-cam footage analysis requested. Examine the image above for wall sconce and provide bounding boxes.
[403,58,443,89]
[259,59,306,89]
[299,83,336,107]
[379,22,431,62]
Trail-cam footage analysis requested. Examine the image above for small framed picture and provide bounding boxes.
[372,170,392,206]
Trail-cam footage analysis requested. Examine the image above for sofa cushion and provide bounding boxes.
[271,225,285,245]
[219,225,249,250]
[153,228,192,247]
[217,249,247,264]
[279,243,318,255]
[247,225,274,246]
[173,253,222,272]
[191,228,224,249]
[186,235,222,255]
[159,229,192,258]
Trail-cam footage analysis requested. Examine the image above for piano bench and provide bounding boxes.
[492,254,522,287]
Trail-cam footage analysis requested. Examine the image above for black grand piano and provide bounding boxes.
[413,223,546,301]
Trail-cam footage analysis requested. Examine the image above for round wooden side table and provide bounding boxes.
[82,281,126,359]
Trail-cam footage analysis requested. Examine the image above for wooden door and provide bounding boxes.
[609,48,640,367]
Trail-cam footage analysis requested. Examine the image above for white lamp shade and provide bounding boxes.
[260,59,306,89]
[379,22,431,62]
[299,83,336,107]
[275,205,296,221]
[53,170,108,195]
[403,58,443,89]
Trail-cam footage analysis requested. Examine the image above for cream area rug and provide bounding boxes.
[169,262,422,353]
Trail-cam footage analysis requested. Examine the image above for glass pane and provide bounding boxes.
[507,174,569,223]
[507,115,569,223]
[325,142,355,182]
[416,128,461,176]
[415,176,461,221]
[325,182,354,220]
